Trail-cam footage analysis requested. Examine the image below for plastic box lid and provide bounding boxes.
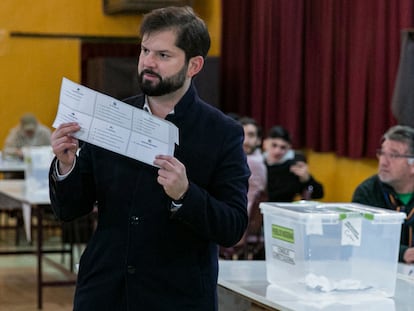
[260,202,406,224]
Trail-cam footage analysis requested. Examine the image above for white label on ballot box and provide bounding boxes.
[305,217,323,235]
[341,218,362,246]
[272,245,296,265]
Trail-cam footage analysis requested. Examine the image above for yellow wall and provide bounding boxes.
[307,151,378,202]
[0,0,220,147]
[0,0,377,202]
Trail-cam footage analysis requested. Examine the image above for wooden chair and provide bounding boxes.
[243,190,267,259]
[0,194,25,245]
[0,170,26,245]
[219,190,268,260]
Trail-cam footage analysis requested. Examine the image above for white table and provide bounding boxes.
[0,179,48,241]
[0,160,26,181]
[0,160,26,174]
[218,260,414,311]
[0,180,75,309]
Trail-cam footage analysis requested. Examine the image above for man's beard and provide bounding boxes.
[243,145,255,155]
[138,65,187,96]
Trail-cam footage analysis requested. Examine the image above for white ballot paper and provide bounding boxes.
[53,77,179,167]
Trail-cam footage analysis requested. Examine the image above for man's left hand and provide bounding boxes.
[154,155,189,200]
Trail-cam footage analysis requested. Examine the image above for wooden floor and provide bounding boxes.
[0,255,75,310]
[0,225,77,310]
[0,219,265,311]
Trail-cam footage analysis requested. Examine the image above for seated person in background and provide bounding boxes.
[239,117,267,213]
[352,125,414,263]
[263,125,324,202]
[3,113,51,161]
[219,117,266,260]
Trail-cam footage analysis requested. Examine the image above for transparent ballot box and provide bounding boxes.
[23,146,54,195]
[260,202,405,298]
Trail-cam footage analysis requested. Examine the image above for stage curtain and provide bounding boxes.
[392,30,414,128]
[220,0,414,157]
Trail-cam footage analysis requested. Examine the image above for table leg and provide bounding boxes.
[36,205,43,310]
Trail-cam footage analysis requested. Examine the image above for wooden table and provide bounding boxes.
[0,180,76,309]
[218,260,414,311]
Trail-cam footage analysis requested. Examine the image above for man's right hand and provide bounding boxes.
[51,122,80,175]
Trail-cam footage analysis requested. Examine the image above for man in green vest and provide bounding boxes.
[353,125,414,263]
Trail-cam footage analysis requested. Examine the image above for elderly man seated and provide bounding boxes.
[3,113,51,161]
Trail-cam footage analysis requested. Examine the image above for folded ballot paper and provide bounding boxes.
[53,77,179,167]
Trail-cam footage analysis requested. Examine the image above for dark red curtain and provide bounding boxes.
[392,30,414,128]
[220,0,414,158]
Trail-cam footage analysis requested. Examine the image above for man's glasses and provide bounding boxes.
[376,149,414,160]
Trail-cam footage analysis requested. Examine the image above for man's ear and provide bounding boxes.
[408,158,414,175]
[187,56,204,78]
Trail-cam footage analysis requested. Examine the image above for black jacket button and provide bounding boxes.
[130,216,139,225]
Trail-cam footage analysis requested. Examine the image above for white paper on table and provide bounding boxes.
[52,77,179,167]
[398,263,414,283]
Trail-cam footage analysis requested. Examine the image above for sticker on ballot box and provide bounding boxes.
[272,245,296,265]
[341,218,362,246]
